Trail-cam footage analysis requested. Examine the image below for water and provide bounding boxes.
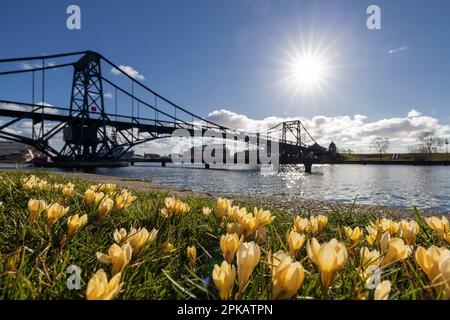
[5,163,450,211]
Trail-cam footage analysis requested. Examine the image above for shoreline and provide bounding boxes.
[12,169,449,219]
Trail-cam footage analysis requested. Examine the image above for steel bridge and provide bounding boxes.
[0,50,336,171]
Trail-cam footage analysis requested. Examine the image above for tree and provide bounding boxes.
[418,131,443,154]
[371,137,390,160]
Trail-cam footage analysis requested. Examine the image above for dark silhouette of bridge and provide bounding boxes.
[0,51,336,172]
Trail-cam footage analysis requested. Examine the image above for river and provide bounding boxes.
[33,163,450,212]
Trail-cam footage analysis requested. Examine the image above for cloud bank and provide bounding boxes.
[205,109,450,152]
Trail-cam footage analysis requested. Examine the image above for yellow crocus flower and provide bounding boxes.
[62,183,75,198]
[84,189,95,205]
[415,245,450,282]
[113,228,128,243]
[187,245,197,265]
[317,214,328,232]
[360,246,381,268]
[306,238,348,290]
[253,207,274,228]
[163,242,174,253]
[425,216,449,237]
[202,207,212,218]
[236,241,260,294]
[220,233,243,263]
[374,280,391,300]
[67,213,88,235]
[28,198,47,222]
[47,203,69,225]
[379,232,411,267]
[86,269,123,300]
[212,261,236,300]
[293,216,309,234]
[272,253,305,300]
[344,226,363,244]
[98,197,114,218]
[96,243,132,275]
[287,230,306,257]
[396,220,420,245]
[216,197,232,220]
[128,227,158,254]
[365,225,378,246]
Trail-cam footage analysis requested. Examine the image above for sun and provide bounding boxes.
[291,54,327,88]
[277,35,338,99]
[282,51,331,96]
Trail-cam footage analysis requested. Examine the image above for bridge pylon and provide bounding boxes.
[59,51,117,162]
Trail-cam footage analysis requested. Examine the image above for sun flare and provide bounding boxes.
[278,37,337,98]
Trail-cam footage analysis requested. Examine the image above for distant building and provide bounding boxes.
[328,142,337,158]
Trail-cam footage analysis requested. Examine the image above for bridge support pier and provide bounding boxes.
[304,162,312,174]
[205,163,210,169]
[161,160,166,167]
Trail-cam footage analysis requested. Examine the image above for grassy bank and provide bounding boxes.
[0,170,449,300]
[341,153,450,162]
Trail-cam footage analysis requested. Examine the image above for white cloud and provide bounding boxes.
[19,62,56,70]
[388,45,408,54]
[111,65,145,81]
[204,108,450,153]
[0,102,59,115]
[408,109,422,118]
[104,91,113,99]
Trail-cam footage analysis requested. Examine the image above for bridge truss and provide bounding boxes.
[0,50,331,165]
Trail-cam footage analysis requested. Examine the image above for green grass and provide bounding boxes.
[0,170,447,300]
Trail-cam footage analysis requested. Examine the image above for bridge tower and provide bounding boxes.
[281,120,301,146]
[59,51,117,161]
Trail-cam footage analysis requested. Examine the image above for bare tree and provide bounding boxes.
[371,137,390,160]
[418,131,443,154]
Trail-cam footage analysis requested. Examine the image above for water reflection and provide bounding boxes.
[7,163,449,211]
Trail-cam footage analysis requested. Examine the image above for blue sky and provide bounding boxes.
[0,0,449,152]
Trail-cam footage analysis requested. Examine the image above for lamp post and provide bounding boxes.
[446,139,449,154]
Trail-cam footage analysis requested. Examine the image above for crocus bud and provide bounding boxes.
[163,242,174,253]
[84,189,95,205]
[187,245,197,265]
[129,227,158,254]
[97,243,132,275]
[216,197,232,220]
[365,225,378,245]
[94,192,105,205]
[86,269,122,300]
[253,207,274,228]
[220,233,243,263]
[293,216,309,234]
[98,197,114,218]
[67,213,88,235]
[113,228,128,243]
[62,184,75,198]
[317,214,328,232]
[212,261,236,300]
[202,207,212,218]
[344,226,363,244]
[287,230,306,257]
[28,199,47,222]
[360,247,381,268]
[47,203,69,225]
[236,241,260,294]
